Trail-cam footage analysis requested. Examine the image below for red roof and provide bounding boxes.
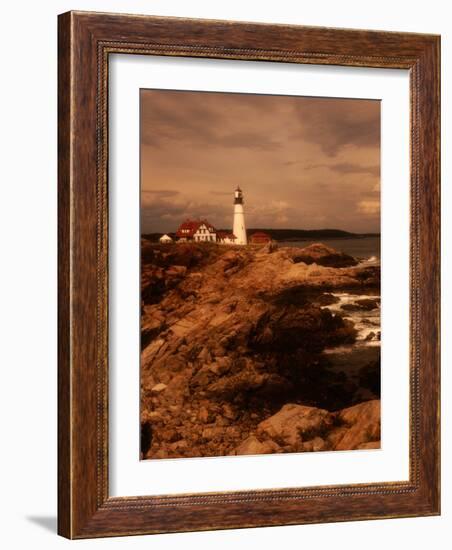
[176,219,217,238]
[250,232,271,243]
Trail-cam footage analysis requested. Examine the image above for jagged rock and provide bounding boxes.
[198,406,215,423]
[288,243,358,268]
[326,426,348,448]
[140,242,380,459]
[334,400,380,450]
[220,250,247,273]
[169,439,188,452]
[357,441,380,450]
[202,426,224,440]
[205,371,269,400]
[235,435,281,455]
[355,298,380,310]
[250,305,357,353]
[257,241,278,255]
[354,266,380,287]
[141,308,166,349]
[151,383,167,393]
[315,293,340,306]
[302,436,328,452]
[222,403,239,420]
[142,338,167,366]
[166,265,187,278]
[341,304,358,311]
[341,298,379,312]
[208,357,232,375]
[257,404,333,447]
[159,427,182,442]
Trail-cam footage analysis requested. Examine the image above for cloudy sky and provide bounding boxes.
[140,89,380,234]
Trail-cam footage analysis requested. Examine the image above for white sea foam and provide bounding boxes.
[322,293,381,350]
[357,256,380,267]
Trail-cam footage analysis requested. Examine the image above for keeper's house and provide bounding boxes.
[176,219,217,242]
[175,219,238,244]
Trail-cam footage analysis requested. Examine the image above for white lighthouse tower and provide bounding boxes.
[233,186,247,245]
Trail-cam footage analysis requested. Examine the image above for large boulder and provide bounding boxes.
[333,399,380,450]
[341,298,380,312]
[257,403,333,447]
[288,243,358,268]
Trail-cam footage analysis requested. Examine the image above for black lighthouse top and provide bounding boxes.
[234,186,244,205]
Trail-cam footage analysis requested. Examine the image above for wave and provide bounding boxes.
[356,255,380,267]
[322,293,381,349]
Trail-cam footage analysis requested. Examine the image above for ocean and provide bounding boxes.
[278,236,381,359]
[278,236,380,262]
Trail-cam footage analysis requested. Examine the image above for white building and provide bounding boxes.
[193,222,216,242]
[233,186,247,245]
[159,234,173,243]
[176,219,216,242]
[217,231,237,245]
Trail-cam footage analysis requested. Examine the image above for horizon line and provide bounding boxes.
[141,228,381,235]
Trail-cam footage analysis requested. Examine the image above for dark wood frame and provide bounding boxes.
[58,10,440,539]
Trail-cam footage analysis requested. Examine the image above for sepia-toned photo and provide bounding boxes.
[140,89,381,460]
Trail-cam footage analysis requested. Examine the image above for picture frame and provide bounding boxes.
[58,10,440,538]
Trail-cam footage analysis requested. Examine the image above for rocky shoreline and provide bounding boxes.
[140,240,381,459]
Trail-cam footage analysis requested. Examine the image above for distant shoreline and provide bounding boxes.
[142,229,380,242]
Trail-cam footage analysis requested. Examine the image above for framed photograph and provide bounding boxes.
[58,11,440,538]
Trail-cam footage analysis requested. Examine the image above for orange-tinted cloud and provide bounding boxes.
[140,89,380,234]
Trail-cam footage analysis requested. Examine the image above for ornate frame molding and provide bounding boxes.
[58,11,440,538]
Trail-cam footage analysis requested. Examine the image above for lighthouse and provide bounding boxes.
[233,186,247,245]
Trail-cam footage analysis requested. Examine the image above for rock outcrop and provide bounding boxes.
[140,241,380,459]
[257,404,333,449]
[234,399,381,455]
[288,243,358,268]
[332,399,381,450]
